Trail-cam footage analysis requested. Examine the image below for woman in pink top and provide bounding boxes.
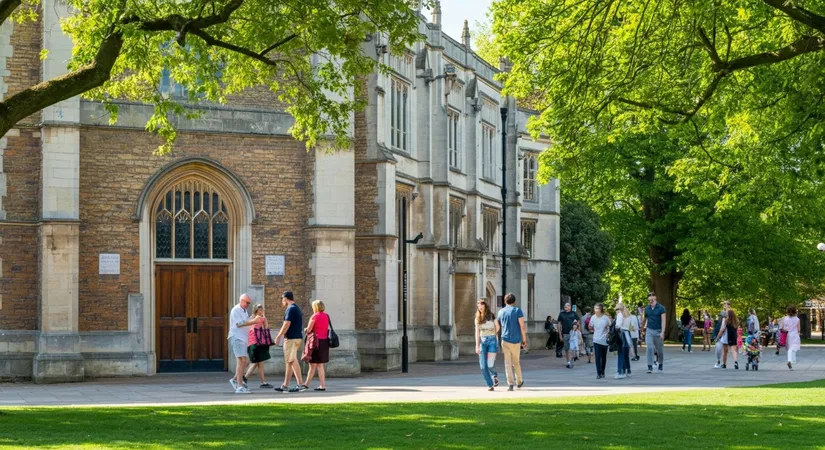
[303,299,330,391]
[244,304,272,388]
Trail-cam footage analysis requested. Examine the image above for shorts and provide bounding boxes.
[563,334,571,351]
[283,338,302,363]
[229,337,248,359]
[583,334,594,352]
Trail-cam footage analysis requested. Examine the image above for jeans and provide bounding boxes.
[682,330,693,352]
[632,337,639,358]
[594,343,608,377]
[617,332,631,374]
[479,336,499,387]
[646,329,664,368]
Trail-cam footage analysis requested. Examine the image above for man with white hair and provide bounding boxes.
[228,293,257,394]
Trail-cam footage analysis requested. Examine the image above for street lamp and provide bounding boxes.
[500,107,508,308]
[401,196,423,373]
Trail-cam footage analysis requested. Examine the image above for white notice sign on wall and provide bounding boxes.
[99,253,120,275]
[265,255,285,276]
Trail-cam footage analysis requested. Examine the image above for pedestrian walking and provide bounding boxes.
[303,300,330,391]
[497,293,527,391]
[581,308,594,364]
[747,309,760,336]
[614,303,633,378]
[702,310,712,351]
[273,291,306,393]
[680,309,696,353]
[244,304,273,388]
[642,291,666,373]
[557,302,579,368]
[716,309,740,369]
[782,305,801,370]
[713,302,730,367]
[589,303,611,379]
[544,315,557,350]
[776,316,785,355]
[475,300,500,391]
[630,309,641,360]
[228,293,256,394]
[569,321,582,363]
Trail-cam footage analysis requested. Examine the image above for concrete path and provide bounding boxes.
[2,345,824,407]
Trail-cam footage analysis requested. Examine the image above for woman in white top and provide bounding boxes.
[782,305,801,370]
[614,302,633,379]
[475,300,501,390]
[589,303,612,379]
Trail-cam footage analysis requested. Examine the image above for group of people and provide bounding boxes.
[227,291,332,394]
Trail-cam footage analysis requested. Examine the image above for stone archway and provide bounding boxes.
[134,157,255,373]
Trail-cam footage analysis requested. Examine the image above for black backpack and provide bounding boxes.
[608,320,621,352]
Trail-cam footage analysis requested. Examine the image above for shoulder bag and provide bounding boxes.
[328,317,340,348]
[254,319,274,347]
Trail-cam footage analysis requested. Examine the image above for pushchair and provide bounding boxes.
[745,333,761,371]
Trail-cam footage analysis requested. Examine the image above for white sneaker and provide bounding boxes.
[713,364,721,369]
[614,373,625,379]
[229,378,238,390]
[235,386,252,394]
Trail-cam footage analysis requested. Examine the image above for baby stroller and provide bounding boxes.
[745,333,761,371]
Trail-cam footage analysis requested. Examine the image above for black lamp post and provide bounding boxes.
[500,106,509,307]
[401,196,423,373]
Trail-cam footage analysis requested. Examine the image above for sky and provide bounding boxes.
[437,0,494,42]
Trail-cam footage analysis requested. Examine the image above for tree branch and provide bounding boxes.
[260,34,297,56]
[130,0,246,31]
[723,35,825,72]
[762,0,825,34]
[188,28,277,66]
[0,32,124,136]
[697,27,723,71]
[0,0,21,25]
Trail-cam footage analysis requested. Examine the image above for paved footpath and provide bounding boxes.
[2,345,824,407]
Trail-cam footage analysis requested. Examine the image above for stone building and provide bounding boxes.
[0,2,560,382]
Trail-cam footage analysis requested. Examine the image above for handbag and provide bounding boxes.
[254,323,274,347]
[778,329,788,348]
[328,319,340,349]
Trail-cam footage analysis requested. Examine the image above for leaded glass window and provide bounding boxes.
[154,180,231,259]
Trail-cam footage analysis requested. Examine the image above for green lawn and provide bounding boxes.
[2,380,825,449]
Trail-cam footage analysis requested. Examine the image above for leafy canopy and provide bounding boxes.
[560,200,614,308]
[2,0,424,153]
[490,0,825,310]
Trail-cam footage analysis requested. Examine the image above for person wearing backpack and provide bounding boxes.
[303,300,330,391]
[629,309,641,361]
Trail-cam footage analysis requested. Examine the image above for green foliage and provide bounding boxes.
[491,0,825,311]
[471,16,499,66]
[57,0,423,154]
[560,200,614,308]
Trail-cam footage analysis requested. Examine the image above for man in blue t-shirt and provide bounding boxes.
[642,291,667,373]
[496,293,527,391]
[274,291,305,392]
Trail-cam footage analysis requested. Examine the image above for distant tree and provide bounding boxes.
[560,200,614,309]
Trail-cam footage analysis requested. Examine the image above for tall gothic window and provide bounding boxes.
[523,153,537,201]
[521,220,536,258]
[448,109,460,169]
[391,77,409,151]
[482,124,495,180]
[155,180,230,259]
[482,207,499,252]
[449,197,465,248]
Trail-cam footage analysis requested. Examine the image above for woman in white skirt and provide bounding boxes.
[782,305,801,370]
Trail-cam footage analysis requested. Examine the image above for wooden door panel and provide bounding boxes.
[192,265,228,369]
[156,265,190,371]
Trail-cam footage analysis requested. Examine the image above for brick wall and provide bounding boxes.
[5,12,42,126]
[78,127,310,331]
[0,226,39,330]
[2,129,41,221]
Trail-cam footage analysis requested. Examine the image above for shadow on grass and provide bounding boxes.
[1,397,824,449]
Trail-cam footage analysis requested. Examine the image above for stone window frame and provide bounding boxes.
[523,152,538,202]
[390,77,410,152]
[447,108,461,170]
[481,123,496,181]
[449,196,465,249]
[481,206,499,253]
[153,178,232,260]
[521,219,537,258]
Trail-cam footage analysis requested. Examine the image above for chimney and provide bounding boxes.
[461,20,471,49]
[432,1,442,26]
[499,56,512,72]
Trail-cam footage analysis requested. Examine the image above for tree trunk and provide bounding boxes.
[650,268,682,341]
